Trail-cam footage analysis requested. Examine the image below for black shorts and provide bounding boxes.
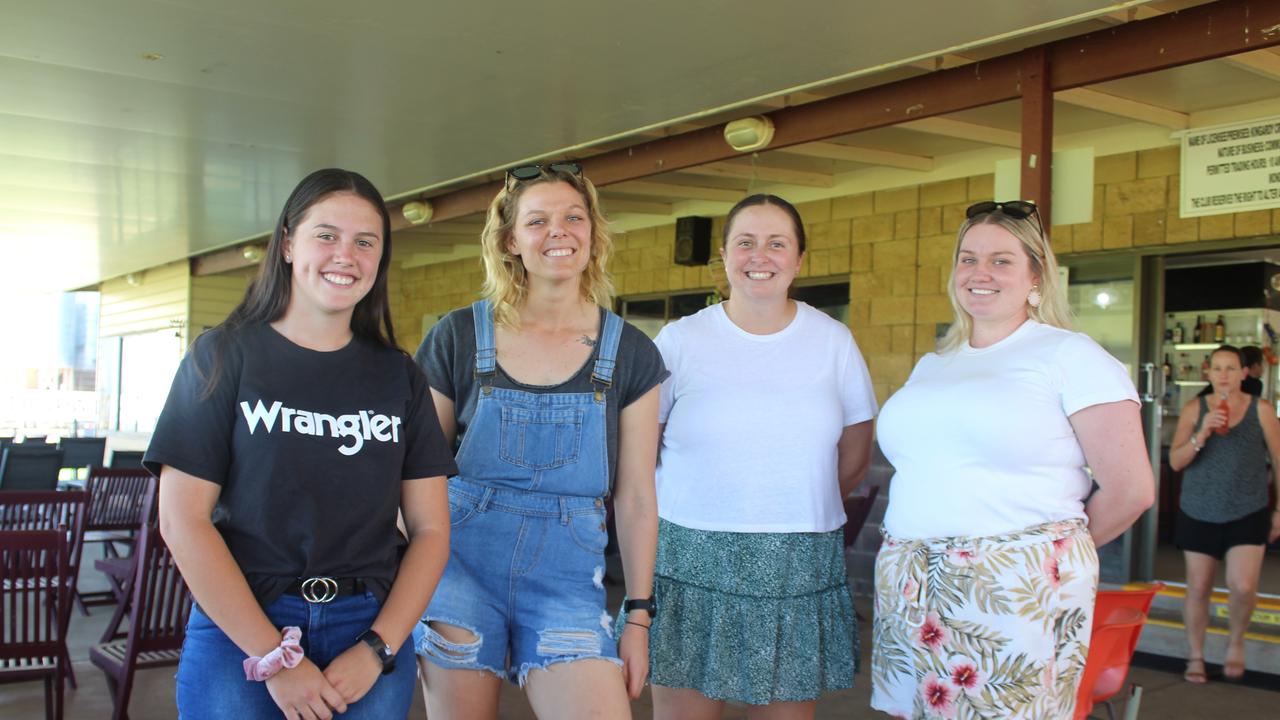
[1175,507,1271,560]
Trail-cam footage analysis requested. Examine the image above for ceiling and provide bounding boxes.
[7,0,1278,300]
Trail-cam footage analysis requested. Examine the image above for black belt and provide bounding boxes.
[285,577,368,603]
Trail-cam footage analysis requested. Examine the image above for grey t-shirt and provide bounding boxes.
[415,305,668,490]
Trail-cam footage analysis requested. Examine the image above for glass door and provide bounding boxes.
[1064,253,1162,582]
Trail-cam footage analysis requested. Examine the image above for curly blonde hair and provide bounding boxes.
[938,210,1072,354]
[479,168,614,328]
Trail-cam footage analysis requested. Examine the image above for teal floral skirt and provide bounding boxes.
[639,518,857,705]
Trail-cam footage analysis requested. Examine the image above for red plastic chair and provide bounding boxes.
[0,530,70,720]
[0,491,88,689]
[89,487,193,720]
[1073,582,1165,720]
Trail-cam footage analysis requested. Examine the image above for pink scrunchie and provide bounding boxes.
[243,626,304,681]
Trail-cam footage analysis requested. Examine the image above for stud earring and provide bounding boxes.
[1027,285,1042,308]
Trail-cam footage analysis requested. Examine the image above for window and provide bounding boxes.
[619,278,850,337]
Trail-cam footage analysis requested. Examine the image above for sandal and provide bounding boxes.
[1223,659,1246,682]
[1184,657,1208,684]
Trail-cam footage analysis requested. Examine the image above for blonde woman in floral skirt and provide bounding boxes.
[871,201,1154,719]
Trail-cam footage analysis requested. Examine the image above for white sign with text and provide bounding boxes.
[1180,115,1280,218]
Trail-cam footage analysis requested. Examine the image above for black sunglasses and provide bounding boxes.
[966,200,1043,234]
[505,162,583,187]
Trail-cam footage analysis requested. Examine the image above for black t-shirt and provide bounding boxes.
[144,323,457,607]
[416,305,668,490]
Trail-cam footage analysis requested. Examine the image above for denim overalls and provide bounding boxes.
[415,300,623,684]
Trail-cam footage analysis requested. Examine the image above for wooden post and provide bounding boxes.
[1020,46,1053,230]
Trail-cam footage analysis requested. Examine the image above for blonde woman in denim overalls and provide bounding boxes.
[412,164,664,719]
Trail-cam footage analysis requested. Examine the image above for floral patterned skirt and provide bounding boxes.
[871,519,1097,720]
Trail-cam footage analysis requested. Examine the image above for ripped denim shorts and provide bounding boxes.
[414,477,620,685]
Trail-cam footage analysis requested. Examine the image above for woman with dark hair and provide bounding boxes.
[646,194,877,719]
[1171,344,1280,684]
[872,201,1153,719]
[412,163,665,718]
[146,168,457,719]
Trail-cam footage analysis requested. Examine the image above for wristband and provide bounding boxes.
[625,620,650,630]
[1189,435,1202,452]
[244,626,304,681]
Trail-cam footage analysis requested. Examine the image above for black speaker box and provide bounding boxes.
[674,216,712,266]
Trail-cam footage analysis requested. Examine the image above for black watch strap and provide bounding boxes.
[623,596,658,618]
[357,629,396,675]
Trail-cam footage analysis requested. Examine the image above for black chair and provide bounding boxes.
[58,437,107,474]
[108,451,145,470]
[18,435,51,445]
[0,446,64,491]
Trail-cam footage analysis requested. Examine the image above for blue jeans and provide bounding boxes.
[177,593,416,719]
[415,478,619,685]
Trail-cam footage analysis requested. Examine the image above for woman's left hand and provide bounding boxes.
[322,643,383,705]
[618,621,650,699]
[1270,510,1280,544]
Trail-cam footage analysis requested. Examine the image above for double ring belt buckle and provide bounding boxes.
[300,576,339,603]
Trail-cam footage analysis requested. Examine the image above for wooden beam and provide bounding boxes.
[424,0,1280,223]
[608,181,742,203]
[900,117,1021,147]
[1021,46,1053,226]
[775,142,934,171]
[599,198,673,215]
[1103,4,1280,81]
[909,53,972,71]
[1225,49,1280,81]
[1056,87,1188,129]
[753,91,830,109]
[914,48,1191,129]
[677,162,834,188]
[1050,1,1280,89]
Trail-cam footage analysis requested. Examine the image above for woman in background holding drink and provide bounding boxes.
[1170,345,1280,684]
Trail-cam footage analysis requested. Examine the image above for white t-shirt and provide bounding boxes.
[654,302,878,533]
[877,319,1138,539]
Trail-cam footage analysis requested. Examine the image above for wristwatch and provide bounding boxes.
[623,596,658,618]
[356,629,396,675]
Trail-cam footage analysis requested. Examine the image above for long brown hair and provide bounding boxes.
[201,168,399,395]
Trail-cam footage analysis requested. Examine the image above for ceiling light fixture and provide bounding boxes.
[241,245,264,262]
[402,201,434,225]
[724,116,775,153]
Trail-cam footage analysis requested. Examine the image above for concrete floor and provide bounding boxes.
[5,565,1279,718]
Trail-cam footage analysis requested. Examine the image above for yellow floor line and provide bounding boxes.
[1121,582,1280,612]
[1145,617,1280,643]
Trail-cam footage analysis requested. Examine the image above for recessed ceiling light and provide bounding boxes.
[141,52,164,61]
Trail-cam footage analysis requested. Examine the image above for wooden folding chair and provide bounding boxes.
[80,469,155,614]
[0,492,88,689]
[89,493,192,720]
[0,530,70,720]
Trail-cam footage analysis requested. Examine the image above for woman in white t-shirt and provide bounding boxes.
[871,200,1154,720]
[646,194,878,719]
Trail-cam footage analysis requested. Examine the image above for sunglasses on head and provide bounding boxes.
[505,162,583,187]
[966,200,1043,234]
